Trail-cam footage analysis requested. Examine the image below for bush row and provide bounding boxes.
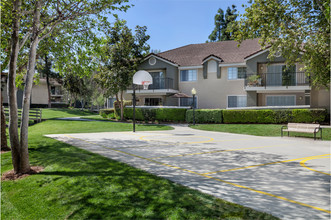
[123,108,187,122]
[100,107,328,124]
[186,109,223,124]
[222,109,327,124]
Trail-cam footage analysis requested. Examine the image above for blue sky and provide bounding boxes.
[116,0,249,52]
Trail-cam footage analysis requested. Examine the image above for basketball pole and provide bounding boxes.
[133,84,136,132]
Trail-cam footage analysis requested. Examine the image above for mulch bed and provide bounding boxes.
[1,166,44,181]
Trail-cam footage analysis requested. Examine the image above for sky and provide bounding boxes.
[116,0,250,52]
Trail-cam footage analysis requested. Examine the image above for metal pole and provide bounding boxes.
[133,84,136,132]
[193,94,195,125]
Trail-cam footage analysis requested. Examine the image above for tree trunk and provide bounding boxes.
[1,94,10,151]
[19,0,42,174]
[8,0,21,173]
[45,55,51,108]
[120,90,124,121]
[81,98,84,110]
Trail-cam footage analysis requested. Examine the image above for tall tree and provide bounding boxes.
[208,5,237,42]
[4,0,129,174]
[97,19,150,120]
[234,0,330,88]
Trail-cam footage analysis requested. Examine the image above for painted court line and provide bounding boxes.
[60,134,331,214]
[203,154,331,175]
[150,144,288,159]
[300,156,331,176]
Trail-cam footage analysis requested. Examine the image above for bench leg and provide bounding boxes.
[288,131,289,137]
[314,132,316,140]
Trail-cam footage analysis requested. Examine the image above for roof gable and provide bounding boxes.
[153,39,263,66]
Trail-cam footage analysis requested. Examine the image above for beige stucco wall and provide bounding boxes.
[311,87,330,111]
[31,80,48,104]
[178,65,245,109]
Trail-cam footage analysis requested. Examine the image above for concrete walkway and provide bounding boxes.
[46,125,330,219]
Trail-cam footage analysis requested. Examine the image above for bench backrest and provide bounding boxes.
[287,123,320,132]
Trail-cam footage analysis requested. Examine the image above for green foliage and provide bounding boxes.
[155,108,187,122]
[208,5,238,42]
[99,109,115,118]
[292,109,327,123]
[123,108,187,122]
[234,0,330,88]
[222,109,327,124]
[186,109,223,124]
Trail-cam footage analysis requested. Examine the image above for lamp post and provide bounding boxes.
[191,88,196,125]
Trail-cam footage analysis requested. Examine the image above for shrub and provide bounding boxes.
[155,108,187,122]
[291,109,327,123]
[123,107,187,122]
[222,110,276,124]
[186,109,223,123]
[99,109,115,118]
[222,109,327,124]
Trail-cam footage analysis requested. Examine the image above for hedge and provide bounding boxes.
[99,108,115,118]
[222,109,327,124]
[123,107,187,122]
[186,109,223,123]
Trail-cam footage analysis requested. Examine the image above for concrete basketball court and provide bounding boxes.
[46,125,330,219]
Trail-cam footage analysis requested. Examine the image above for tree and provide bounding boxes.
[97,19,150,120]
[4,0,129,174]
[1,93,10,151]
[234,0,330,88]
[208,5,238,42]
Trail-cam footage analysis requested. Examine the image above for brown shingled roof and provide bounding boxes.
[157,39,263,66]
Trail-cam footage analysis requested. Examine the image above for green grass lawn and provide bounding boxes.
[1,114,278,219]
[41,108,98,119]
[190,124,331,140]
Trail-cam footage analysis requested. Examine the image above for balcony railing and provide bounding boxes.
[128,77,174,91]
[245,72,310,88]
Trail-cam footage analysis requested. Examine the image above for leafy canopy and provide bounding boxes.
[234,0,330,88]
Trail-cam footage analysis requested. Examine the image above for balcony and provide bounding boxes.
[245,72,310,91]
[126,77,179,94]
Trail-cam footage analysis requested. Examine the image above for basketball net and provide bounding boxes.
[142,81,151,90]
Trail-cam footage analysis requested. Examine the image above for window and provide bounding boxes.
[207,60,217,73]
[228,96,247,108]
[266,96,295,106]
[228,67,246,80]
[180,97,197,108]
[180,70,197,82]
[149,57,156,65]
[50,86,62,95]
[145,98,162,106]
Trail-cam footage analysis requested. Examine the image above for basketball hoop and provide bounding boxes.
[142,81,151,90]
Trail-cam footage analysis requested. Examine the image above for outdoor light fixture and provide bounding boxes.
[191,88,196,125]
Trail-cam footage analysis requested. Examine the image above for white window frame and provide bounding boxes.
[180,69,197,82]
[227,95,247,108]
[266,95,296,106]
[227,67,246,80]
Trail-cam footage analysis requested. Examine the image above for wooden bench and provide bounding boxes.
[4,108,42,124]
[281,123,322,140]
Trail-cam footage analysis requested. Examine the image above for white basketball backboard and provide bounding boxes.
[133,70,153,85]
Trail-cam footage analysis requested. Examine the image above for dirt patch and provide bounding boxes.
[1,166,44,181]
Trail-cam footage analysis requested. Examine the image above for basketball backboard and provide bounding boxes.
[133,70,153,86]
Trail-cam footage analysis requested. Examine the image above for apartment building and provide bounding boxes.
[1,73,66,108]
[123,39,330,111]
